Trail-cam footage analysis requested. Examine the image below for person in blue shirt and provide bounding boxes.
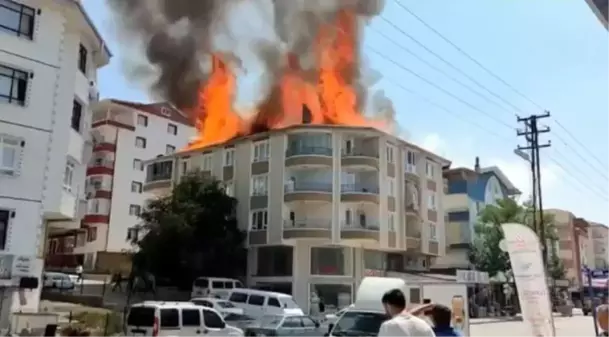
[428,304,463,336]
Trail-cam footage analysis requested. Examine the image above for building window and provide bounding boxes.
[0,0,35,39]
[129,204,141,216]
[78,44,87,74]
[405,150,416,173]
[133,159,143,171]
[252,141,269,162]
[86,227,97,242]
[224,181,234,197]
[388,213,395,232]
[257,246,293,276]
[387,178,395,197]
[251,174,268,196]
[166,145,176,154]
[71,100,82,132]
[202,154,213,171]
[0,64,28,106]
[224,149,234,167]
[63,160,75,192]
[250,210,268,230]
[310,247,345,275]
[167,123,177,135]
[427,193,436,210]
[135,137,146,148]
[137,114,148,127]
[181,160,188,175]
[0,209,10,250]
[386,143,395,163]
[131,181,142,193]
[429,223,437,241]
[426,161,435,179]
[88,199,100,214]
[0,135,19,175]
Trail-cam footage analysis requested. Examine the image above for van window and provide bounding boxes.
[224,281,234,289]
[127,307,155,327]
[212,281,225,288]
[182,309,201,326]
[194,278,209,288]
[267,297,281,307]
[248,294,265,306]
[202,310,225,329]
[160,309,180,328]
[229,292,248,303]
[235,281,244,288]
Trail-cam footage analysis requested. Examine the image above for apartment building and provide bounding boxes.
[590,222,608,269]
[547,209,590,288]
[431,157,519,272]
[45,99,196,272]
[143,125,449,312]
[0,0,109,316]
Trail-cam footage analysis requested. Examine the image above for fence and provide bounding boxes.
[62,310,124,336]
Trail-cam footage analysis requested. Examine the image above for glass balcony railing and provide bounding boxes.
[146,160,173,183]
[341,149,379,158]
[283,219,331,229]
[341,184,379,194]
[285,182,333,193]
[286,146,332,157]
[341,220,380,230]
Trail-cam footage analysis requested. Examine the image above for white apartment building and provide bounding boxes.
[590,222,608,269]
[144,125,449,313]
[45,99,196,273]
[0,0,109,316]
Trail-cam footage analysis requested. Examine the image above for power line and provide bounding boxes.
[554,120,609,172]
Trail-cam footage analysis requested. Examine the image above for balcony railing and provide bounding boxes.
[285,182,333,193]
[341,184,379,194]
[89,159,114,169]
[146,161,174,183]
[283,219,331,229]
[341,220,380,230]
[286,146,332,157]
[341,149,379,158]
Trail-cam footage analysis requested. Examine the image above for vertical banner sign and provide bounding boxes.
[501,223,555,337]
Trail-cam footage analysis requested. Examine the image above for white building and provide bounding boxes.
[45,99,196,273]
[0,0,110,317]
[144,125,449,313]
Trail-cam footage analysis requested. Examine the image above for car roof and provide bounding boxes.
[132,301,220,311]
[190,297,227,302]
[229,289,292,298]
[195,277,240,282]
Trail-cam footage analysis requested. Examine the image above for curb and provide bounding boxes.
[470,317,523,325]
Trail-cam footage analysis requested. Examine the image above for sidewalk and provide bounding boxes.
[470,311,578,325]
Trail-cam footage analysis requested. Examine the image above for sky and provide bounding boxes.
[83,0,609,224]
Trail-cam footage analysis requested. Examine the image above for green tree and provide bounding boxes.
[133,170,246,287]
[547,253,566,280]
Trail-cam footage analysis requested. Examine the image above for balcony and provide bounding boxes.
[284,183,332,203]
[144,160,174,192]
[86,159,114,175]
[283,219,332,240]
[340,221,380,241]
[404,163,419,180]
[341,149,379,170]
[341,184,379,204]
[285,146,333,167]
[404,182,420,217]
[406,225,421,251]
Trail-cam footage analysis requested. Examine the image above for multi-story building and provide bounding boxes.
[433,157,519,272]
[45,99,196,272]
[143,125,449,312]
[590,222,608,269]
[0,0,109,316]
[547,209,590,288]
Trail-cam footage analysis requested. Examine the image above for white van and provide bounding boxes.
[126,301,243,336]
[226,289,304,319]
[191,277,244,299]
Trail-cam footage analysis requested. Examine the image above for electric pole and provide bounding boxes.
[516,111,551,266]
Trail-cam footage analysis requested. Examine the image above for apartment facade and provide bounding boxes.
[0,0,109,316]
[433,158,519,272]
[144,125,449,312]
[548,209,590,288]
[45,99,195,272]
[590,223,608,269]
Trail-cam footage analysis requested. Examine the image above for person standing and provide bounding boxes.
[75,264,83,283]
[428,304,463,336]
[379,289,436,337]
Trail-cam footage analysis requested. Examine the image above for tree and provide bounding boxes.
[547,253,566,280]
[132,170,246,287]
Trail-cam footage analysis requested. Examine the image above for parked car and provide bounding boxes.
[43,272,74,290]
[191,277,244,299]
[223,313,258,330]
[191,297,244,317]
[244,314,322,337]
[226,289,303,319]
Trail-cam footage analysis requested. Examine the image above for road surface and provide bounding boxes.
[471,314,597,336]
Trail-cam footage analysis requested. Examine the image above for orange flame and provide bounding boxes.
[185,9,384,151]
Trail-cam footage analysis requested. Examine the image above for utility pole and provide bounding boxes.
[516,111,551,265]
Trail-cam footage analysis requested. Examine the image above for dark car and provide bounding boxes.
[245,314,322,336]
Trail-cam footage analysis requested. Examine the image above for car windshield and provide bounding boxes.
[331,311,389,337]
[217,301,236,308]
[259,315,283,328]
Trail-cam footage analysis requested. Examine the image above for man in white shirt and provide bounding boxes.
[379,289,436,337]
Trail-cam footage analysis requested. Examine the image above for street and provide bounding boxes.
[471,314,597,336]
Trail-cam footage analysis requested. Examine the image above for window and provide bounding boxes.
[181,309,200,326]
[0,210,10,250]
[211,281,224,289]
[167,123,177,135]
[126,307,155,327]
[202,310,225,329]
[135,137,146,148]
[0,135,20,175]
[405,151,416,173]
[78,44,87,74]
[267,297,281,307]
[409,288,421,303]
[228,292,248,303]
[181,161,188,175]
[250,210,268,230]
[202,154,213,171]
[71,100,82,132]
[386,143,395,163]
[429,223,437,240]
[131,181,142,193]
[86,227,97,242]
[252,141,269,162]
[251,174,268,196]
[257,246,293,276]
[88,200,100,214]
[129,205,141,216]
[0,64,28,105]
[63,161,75,192]
[310,247,345,275]
[166,145,176,154]
[282,317,302,328]
[160,309,179,328]
[133,159,143,171]
[224,181,234,197]
[302,317,317,328]
[224,149,234,166]
[426,161,435,179]
[247,295,265,306]
[388,213,395,232]
[387,178,395,197]
[137,115,148,127]
[0,0,35,39]
[427,193,436,210]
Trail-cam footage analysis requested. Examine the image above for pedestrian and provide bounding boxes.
[75,264,83,283]
[378,289,436,337]
[428,304,463,336]
[111,271,123,292]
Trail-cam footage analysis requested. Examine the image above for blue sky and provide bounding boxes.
[84,0,609,224]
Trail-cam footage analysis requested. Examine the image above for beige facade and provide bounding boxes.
[144,125,449,312]
[547,209,590,288]
[590,222,609,269]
